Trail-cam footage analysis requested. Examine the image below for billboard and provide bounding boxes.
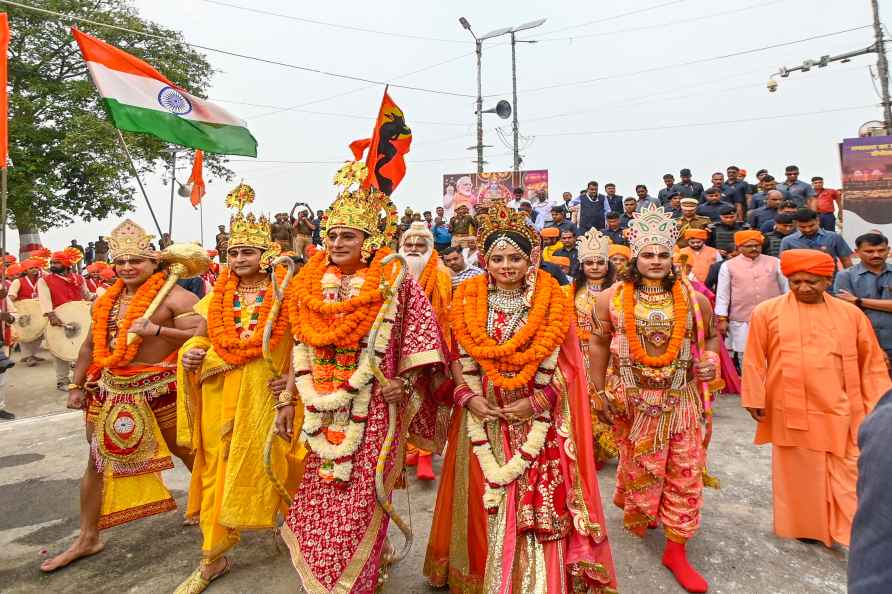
[839,135,892,244]
[442,169,548,215]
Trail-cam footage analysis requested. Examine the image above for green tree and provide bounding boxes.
[6,0,232,248]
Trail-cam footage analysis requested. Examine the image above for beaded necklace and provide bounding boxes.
[233,292,265,339]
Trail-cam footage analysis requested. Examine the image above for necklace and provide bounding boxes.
[233,292,264,339]
[487,286,526,343]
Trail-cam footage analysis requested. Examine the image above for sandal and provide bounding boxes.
[172,557,231,594]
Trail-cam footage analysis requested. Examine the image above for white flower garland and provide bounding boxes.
[295,275,398,483]
[461,347,560,510]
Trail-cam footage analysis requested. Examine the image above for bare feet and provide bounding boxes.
[40,537,105,572]
[182,516,199,527]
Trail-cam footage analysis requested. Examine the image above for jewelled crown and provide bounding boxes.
[626,204,680,257]
[476,201,539,252]
[107,219,157,260]
[322,161,398,256]
[576,228,610,262]
[226,183,274,250]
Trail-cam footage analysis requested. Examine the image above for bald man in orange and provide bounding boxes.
[679,228,720,283]
[742,249,891,547]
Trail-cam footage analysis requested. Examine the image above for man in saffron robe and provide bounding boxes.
[40,220,201,573]
[174,185,304,593]
[678,228,720,284]
[742,249,891,548]
[275,162,451,594]
[399,220,452,481]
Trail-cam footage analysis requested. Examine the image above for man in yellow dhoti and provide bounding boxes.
[175,184,304,593]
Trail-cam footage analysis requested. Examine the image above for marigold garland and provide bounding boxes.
[91,272,167,368]
[289,248,392,348]
[622,280,688,368]
[451,270,570,390]
[417,249,440,298]
[207,266,290,365]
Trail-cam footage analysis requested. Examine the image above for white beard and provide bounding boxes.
[400,248,432,281]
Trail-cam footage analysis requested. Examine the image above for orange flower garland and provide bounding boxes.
[417,249,440,298]
[207,266,290,366]
[622,280,688,368]
[451,270,571,390]
[289,248,391,348]
[91,272,167,368]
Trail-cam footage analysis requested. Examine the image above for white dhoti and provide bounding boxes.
[725,320,750,353]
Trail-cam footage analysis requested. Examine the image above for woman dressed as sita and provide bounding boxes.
[424,203,618,594]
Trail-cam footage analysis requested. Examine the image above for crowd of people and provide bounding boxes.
[1,157,890,594]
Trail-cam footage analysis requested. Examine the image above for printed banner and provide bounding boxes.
[839,135,892,244]
[442,170,548,215]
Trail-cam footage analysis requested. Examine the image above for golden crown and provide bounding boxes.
[107,219,157,260]
[225,183,274,250]
[322,161,397,257]
[476,201,539,253]
[627,203,680,257]
[576,228,610,262]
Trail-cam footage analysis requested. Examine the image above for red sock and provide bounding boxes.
[416,454,435,481]
[662,540,708,593]
[405,451,419,467]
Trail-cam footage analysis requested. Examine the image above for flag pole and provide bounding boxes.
[114,129,163,237]
[199,201,205,246]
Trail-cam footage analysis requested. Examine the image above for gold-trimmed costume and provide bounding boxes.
[177,296,304,562]
[176,189,303,566]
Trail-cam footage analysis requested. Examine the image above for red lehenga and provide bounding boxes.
[424,292,617,594]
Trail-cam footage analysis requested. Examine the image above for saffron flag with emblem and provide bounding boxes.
[71,27,257,157]
[187,149,206,208]
[349,88,411,196]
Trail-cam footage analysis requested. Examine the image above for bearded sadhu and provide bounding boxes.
[398,220,453,480]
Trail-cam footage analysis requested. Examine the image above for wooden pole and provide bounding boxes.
[114,129,163,237]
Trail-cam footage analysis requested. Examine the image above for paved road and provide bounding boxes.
[0,347,847,593]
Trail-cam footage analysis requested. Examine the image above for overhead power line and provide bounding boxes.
[198,0,465,44]
[535,0,787,43]
[0,0,476,98]
[530,104,877,137]
[512,25,873,94]
[536,0,688,37]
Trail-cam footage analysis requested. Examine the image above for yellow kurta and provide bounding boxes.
[177,294,305,561]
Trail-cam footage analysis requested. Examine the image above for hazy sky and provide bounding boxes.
[20,0,889,253]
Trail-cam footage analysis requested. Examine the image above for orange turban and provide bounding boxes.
[51,247,83,267]
[86,262,106,274]
[551,255,571,267]
[5,264,21,277]
[609,244,631,259]
[206,249,218,258]
[20,259,40,271]
[734,230,764,246]
[99,268,116,281]
[540,227,560,239]
[684,228,709,241]
[780,249,835,278]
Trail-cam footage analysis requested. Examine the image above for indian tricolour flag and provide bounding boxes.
[72,27,257,157]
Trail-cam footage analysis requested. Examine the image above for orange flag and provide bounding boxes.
[187,149,206,207]
[349,88,411,196]
[0,13,9,168]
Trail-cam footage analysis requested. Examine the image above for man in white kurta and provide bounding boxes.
[715,231,787,359]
